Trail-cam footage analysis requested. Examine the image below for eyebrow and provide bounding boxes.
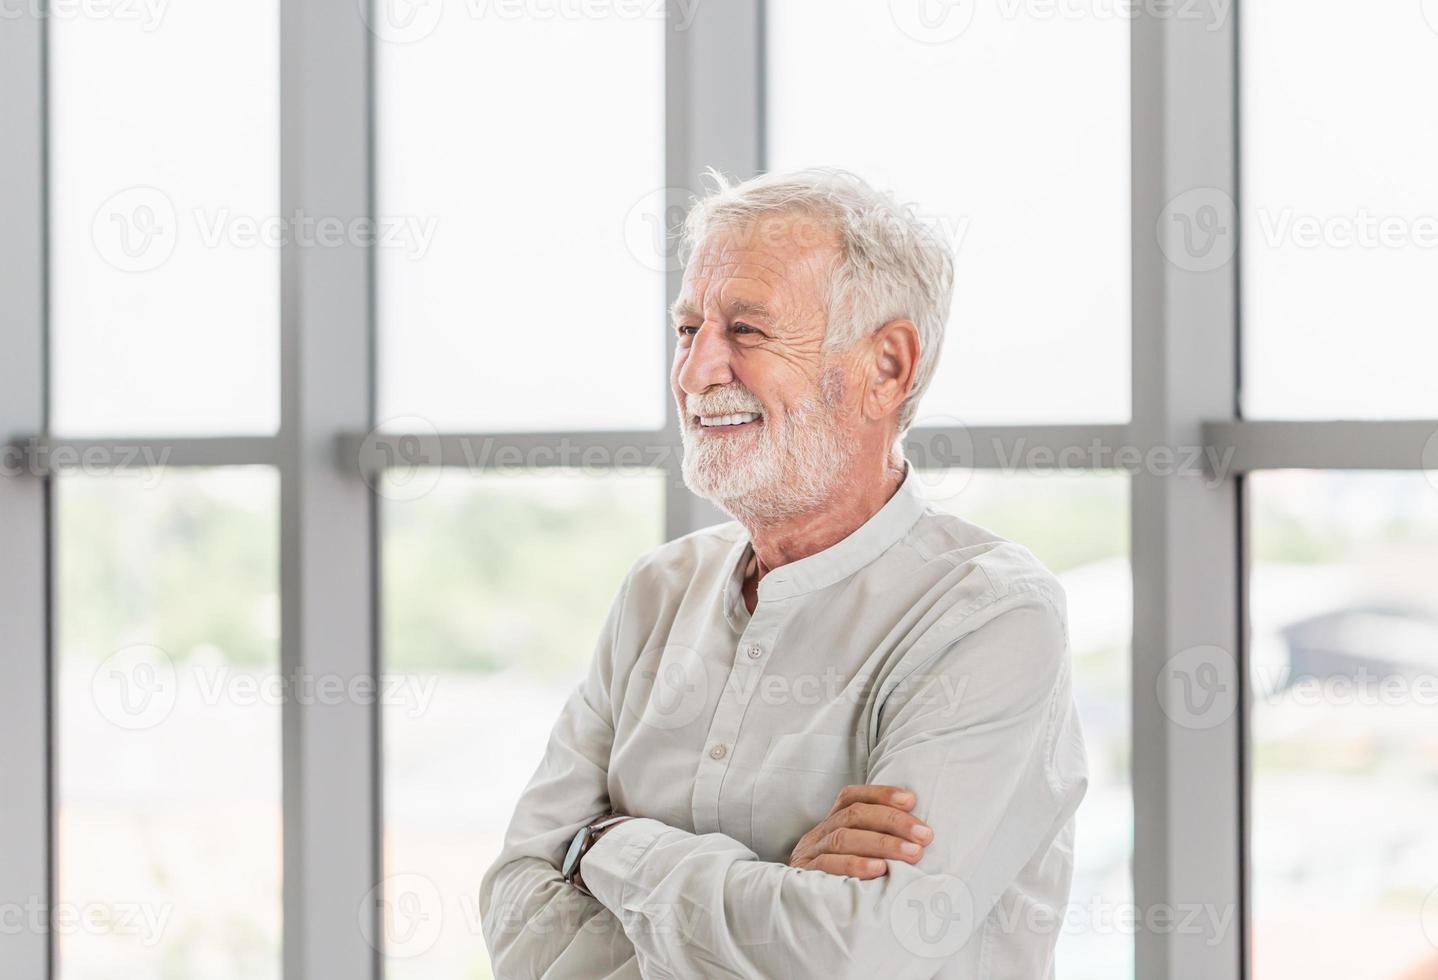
[669,299,777,325]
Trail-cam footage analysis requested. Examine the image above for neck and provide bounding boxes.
[743,450,907,579]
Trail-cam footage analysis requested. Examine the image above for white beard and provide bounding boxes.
[679,368,854,525]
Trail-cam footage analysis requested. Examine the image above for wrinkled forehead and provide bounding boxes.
[676,214,841,321]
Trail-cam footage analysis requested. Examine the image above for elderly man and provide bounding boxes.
[480,169,1087,979]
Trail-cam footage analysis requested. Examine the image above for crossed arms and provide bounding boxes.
[479,582,1086,980]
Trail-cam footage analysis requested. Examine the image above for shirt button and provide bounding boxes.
[747,644,762,659]
[709,744,728,760]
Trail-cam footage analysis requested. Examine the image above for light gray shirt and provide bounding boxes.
[481,463,1088,979]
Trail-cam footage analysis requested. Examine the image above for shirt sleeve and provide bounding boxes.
[478,565,644,980]
[578,586,1090,980]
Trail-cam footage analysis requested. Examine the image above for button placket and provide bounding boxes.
[689,605,782,836]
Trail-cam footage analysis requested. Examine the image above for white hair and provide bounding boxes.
[680,167,956,437]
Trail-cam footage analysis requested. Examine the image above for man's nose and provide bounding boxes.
[676,324,734,395]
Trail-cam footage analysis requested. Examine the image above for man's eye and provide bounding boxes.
[733,322,757,334]
[677,325,699,337]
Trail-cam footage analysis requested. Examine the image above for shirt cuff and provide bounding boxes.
[580,816,669,913]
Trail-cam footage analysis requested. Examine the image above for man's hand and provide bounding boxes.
[788,784,934,879]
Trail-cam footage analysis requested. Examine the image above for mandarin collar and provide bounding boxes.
[721,463,929,630]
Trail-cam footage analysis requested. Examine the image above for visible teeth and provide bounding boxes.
[699,412,760,427]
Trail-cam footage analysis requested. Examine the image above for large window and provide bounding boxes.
[1248,472,1438,979]
[56,469,282,978]
[6,3,1436,979]
[1239,1,1438,419]
[931,472,1132,979]
[381,470,663,978]
[372,9,669,976]
[769,4,1133,971]
[768,0,1131,425]
[48,2,280,436]
[1238,4,1438,978]
[374,5,666,432]
[43,3,283,978]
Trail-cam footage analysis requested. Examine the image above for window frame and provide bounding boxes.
[3,2,1436,978]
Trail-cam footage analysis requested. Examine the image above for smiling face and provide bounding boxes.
[671,214,859,523]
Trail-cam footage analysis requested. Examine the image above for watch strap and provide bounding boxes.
[564,813,633,896]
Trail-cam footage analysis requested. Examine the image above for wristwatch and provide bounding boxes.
[561,813,633,897]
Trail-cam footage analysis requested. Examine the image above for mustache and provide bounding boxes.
[685,387,765,417]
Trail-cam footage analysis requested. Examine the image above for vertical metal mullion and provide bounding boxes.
[1232,16,1249,974]
[1235,472,1252,980]
[661,0,761,540]
[1128,10,1166,974]
[278,0,379,976]
[660,0,691,541]
[1130,7,1243,980]
[363,3,385,974]
[0,3,51,977]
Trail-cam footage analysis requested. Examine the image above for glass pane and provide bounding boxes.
[375,8,666,432]
[928,471,1132,980]
[1240,2,1438,419]
[49,3,280,436]
[1249,472,1438,979]
[767,0,1130,425]
[381,469,664,979]
[56,468,281,979]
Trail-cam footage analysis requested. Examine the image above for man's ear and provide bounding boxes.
[863,319,920,424]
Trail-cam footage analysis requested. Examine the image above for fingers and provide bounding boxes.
[807,853,889,880]
[835,802,934,846]
[792,784,935,879]
[830,784,917,814]
[818,827,925,864]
